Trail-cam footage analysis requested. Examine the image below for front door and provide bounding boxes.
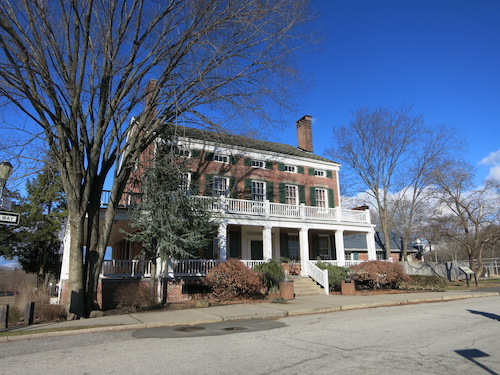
[251,240,263,260]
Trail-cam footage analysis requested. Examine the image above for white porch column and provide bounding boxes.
[263,225,273,261]
[299,227,309,276]
[218,221,228,261]
[335,229,346,266]
[366,229,377,260]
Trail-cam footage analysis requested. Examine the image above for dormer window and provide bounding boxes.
[213,154,229,163]
[314,169,326,177]
[284,165,296,173]
[252,160,266,169]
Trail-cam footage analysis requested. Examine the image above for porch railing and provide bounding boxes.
[305,262,329,295]
[100,259,151,277]
[170,259,220,276]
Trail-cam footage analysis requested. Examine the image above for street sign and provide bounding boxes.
[0,211,20,225]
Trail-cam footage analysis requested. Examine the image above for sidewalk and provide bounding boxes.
[2,290,498,342]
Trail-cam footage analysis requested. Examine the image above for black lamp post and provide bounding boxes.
[0,160,13,204]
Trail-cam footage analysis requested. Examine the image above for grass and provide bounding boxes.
[445,278,500,291]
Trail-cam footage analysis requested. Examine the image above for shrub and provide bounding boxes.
[203,258,264,300]
[315,261,349,291]
[350,261,410,289]
[254,260,286,290]
[37,304,67,322]
[400,275,448,291]
[114,282,159,312]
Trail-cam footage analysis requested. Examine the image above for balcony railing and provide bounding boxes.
[101,191,370,224]
[100,259,152,278]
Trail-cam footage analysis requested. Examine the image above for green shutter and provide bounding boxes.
[205,174,213,196]
[308,168,315,175]
[244,179,252,200]
[205,152,214,162]
[228,178,236,198]
[353,252,359,260]
[309,187,316,206]
[190,172,200,195]
[297,166,304,174]
[244,157,252,167]
[230,155,238,165]
[265,161,274,170]
[280,233,289,258]
[326,170,333,178]
[191,149,201,159]
[229,231,240,258]
[328,189,335,208]
[278,183,286,203]
[312,235,320,259]
[299,185,306,204]
[278,163,285,171]
[266,181,274,202]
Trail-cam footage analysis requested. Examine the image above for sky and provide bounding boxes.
[267,0,500,186]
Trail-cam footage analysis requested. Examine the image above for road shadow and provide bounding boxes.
[455,349,498,375]
[467,309,500,321]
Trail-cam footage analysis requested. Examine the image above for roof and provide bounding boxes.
[171,126,336,164]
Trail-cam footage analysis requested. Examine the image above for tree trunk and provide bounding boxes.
[66,214,86,318]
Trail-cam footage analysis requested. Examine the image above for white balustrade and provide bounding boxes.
[305,262,329,294]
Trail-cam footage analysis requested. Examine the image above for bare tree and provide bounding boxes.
[0,0,313,317]
[429,163,500,274]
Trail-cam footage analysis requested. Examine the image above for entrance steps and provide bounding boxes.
[290,276,325,296]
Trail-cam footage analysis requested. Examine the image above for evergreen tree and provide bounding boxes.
[0,164,66,287]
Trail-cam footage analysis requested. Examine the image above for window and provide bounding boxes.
[252,180,266,201]
[252,160,266,169]
[173,146,191,157]
[213,154,229,163]
[213,176,229,197]
[179,172,191,192]
[314,169,326,177]
[288,234,299,261]
[376,252,385,260]
[285,185,298,205]
[315,188,328,208]
[318,235,330,256]
[284,165,296,173]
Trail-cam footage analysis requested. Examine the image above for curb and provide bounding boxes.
[1,292,498,342]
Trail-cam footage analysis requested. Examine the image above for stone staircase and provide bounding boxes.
[290,276,325,296]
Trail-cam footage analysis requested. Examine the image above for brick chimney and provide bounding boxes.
[297,115,313,153]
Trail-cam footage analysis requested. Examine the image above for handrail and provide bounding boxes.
[305,262,329,295]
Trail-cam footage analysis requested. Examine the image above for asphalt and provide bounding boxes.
[1,290,498,342]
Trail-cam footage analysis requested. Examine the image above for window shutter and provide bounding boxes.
[205,174,213,196]
[297,166,304,174]
[191,149,201,159]
[326,170,333,178]
[328,189,335,208]
[190,172,200,195]
[280,233,289,258]
[278,183,286,203]
[228,177,236,198]
[309,187,316,206]
[312,235,320,258]
[205,152,214,161]
[230,155,238,165]
[278,163,285,171]
[244,157,252,167]
[353,252,359,260]
[299,185,306,204]
[266,181,274,202]
[244,179,252,200]
[308,168,315,175]
[265,161,274,170]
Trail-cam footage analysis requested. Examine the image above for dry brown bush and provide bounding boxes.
[114,282,159,312]
[203,258,264,300]
[350,261,410,289]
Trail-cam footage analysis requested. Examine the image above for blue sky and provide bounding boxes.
[267,0,500,186]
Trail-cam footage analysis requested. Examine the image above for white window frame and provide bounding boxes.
[284,165,296,173]
[251,160,266,169]
[213,176,230,197]
[285,184,299,205]
[179,172,191,192]
[251,180,266,201]
[173,146,191,158]
[314,169,326,177]
[315,188,328,208]
[213,154,229,163]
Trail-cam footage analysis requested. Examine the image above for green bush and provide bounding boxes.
[254,260,286,290]
[400,275,448,291]
[315,260,349,291]
[203,258,264,300]
[350,260,410,289]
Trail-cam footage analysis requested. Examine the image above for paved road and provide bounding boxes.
[1,296,500,375]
